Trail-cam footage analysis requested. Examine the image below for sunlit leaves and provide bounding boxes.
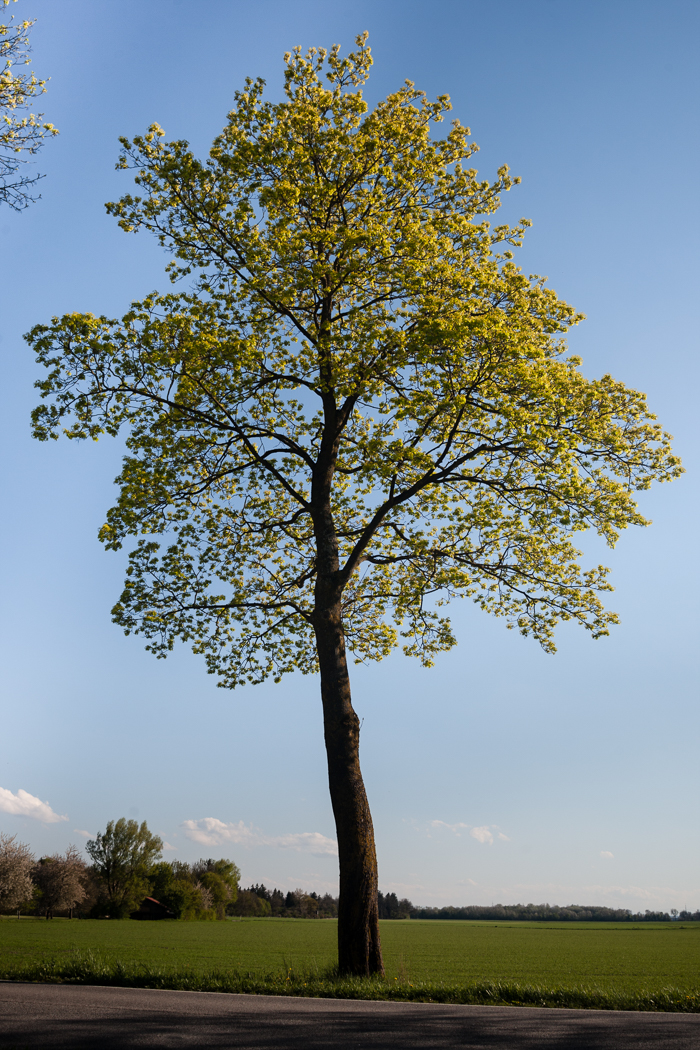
[27,35,681,686]
[0,0,57,209]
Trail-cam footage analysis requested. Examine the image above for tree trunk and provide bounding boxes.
[314,594,384,977]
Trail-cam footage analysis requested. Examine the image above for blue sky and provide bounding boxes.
[1,0,698,910]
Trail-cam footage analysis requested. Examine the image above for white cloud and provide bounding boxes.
[181,818,260,848]
[0,787,67,824]
[273,832,338,855]
[430,820,471,835]
[600,850,614,859]
[431,821,509,845]
[73,829,93,838]
[162,841,176,852]
[181,818,338,856]
[470,826,494,845]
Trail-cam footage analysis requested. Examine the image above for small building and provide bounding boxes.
[130,896,175,920]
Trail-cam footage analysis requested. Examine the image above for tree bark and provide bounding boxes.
[314,591,384,977]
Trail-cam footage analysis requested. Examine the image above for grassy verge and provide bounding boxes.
[1,951,698,1012]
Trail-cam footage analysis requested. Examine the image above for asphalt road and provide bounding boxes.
[1,983,699,1049]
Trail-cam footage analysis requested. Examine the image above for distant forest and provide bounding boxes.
[408,903,700,922]
[234,887,412,919]
[237,886,699,923]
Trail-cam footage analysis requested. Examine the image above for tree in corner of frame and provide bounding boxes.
[0,0,58,209]
[27,36,682,975]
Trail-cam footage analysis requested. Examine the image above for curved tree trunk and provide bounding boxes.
[314,594,384,976]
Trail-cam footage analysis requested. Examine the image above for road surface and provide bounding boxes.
[1,982,699,1048]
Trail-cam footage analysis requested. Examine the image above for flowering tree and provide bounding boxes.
[28,36,681,973]
[33,845,86,919]
[0,832,34,912]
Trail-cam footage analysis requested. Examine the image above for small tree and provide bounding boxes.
[28,37,682,972]
[0,0,57,209]
[33,845,86,919]
[86,818,162,917]
[0,832,34,913]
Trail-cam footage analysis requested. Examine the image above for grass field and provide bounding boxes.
[1,917,698,1011]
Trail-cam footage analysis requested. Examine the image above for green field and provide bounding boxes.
[2,917,699,1010]
[3,917,699,988]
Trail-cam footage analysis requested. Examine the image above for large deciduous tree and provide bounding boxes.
[28,37,681,974]
[86,819,162,918]
[0,0,57,209]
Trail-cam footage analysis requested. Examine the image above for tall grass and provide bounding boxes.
[1,951,698,1012]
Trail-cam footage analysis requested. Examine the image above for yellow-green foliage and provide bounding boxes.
[0,0,58,209]
[27,35,681,687]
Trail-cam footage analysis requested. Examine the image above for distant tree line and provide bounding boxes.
[233,884,338,918]
[407,903,700,922]
[378,891,413,919]
[3,828,698,922]
[230,887,414,920]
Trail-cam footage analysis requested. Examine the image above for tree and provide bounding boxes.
[0,832,34,913]
[191,856,240,904]
[33,845,86,919]
[192,857,240,917]
[148,861,197,918]
[86,818,162,917]
[0,0,57,209]
[148,856,239,919]
[27,37,682,973]
[197,871,227,914]
[378,890,411,919]
[232,888,272,917]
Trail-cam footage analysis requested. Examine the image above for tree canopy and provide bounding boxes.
[0,0,57,209]
[86,818,162,918]
[28,35,681,973]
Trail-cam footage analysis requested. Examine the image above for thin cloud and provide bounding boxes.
[73,829,93,838]
[470,826,494,845]
[430,820,471,835]
[484,881,677,910]
[600,850,614,859]
[181,818,338,856]
[0,787,67,824]
[431,820,509,844]
[273,832,338,855]
[162,841,176,852]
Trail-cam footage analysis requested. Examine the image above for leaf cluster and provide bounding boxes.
[0,0,57,208]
